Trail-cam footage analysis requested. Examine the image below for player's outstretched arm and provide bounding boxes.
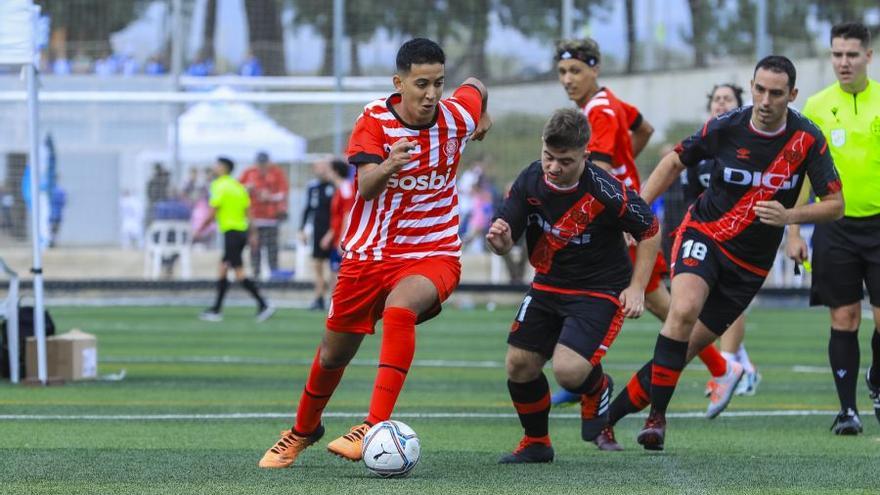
[485,218,514,255]
[641,151,686,204]
[357,139,418,201]
[754,191,844,227]
[620,226,660,319]
[462,77,492,141]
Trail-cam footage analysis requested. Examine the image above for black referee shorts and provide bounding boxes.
[222,230,248,268]
[670,228,766,335]
[810,214,880,308]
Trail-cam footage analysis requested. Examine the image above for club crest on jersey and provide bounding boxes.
[722,167,799,190]
[831,129,846,147]
[443,138,459,157]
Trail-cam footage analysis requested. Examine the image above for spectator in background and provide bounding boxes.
[321,159,355,272]
[240,52,264,77]
[48,181,66,248]
[186,51,214,77]
[191,167,216,246]
[51,56,71,75]
[463,172,495,252]
[1,186,14,234]
[119,189,144,249]
[152,189,192,277]
[240,151,289,279]
[146,163,170,225]
[145,56,167,75]
[298,159,335,310]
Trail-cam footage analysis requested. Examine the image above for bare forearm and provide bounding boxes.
[641,152,685,204]
[787,196,844,225]
[787,178,813,236]
[358,163,395,200]
[630,231,660,289]
[631,122,654,157]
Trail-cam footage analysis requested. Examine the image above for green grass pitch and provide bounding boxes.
[1,305,877,494]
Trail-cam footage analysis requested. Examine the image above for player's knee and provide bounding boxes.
[505,351,542,382]
[830,305,860,330]
[553,361,590,391]
[318,343,354,369]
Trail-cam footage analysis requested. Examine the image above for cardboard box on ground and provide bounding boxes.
[26,329,97,381]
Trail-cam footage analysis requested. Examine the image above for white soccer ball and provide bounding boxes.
[361,420,421,478]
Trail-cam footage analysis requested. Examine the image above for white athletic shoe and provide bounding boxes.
[256,305,276,323]
[199,309,223,322]
[706,361,744,419]
[735,370,761,396]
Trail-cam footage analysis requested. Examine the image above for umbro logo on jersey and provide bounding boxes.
[783,149,804,163]
[527,197,542,206]
[736,147,751,160]
[722,167,800,190]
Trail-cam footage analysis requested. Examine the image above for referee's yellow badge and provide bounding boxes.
[831,128,846,147]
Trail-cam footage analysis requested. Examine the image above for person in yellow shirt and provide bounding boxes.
[789,21,880,435]
[197,157,275,322]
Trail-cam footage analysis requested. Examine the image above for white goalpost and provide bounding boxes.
[0,0,49,384]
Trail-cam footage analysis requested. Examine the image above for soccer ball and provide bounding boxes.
[361,420,421,478]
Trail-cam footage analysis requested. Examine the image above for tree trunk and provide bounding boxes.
[625,0,637,73]
[468,0,489,79]
[688,0,707,68]
[202,0,216,61]
[349,37,362,76]
[244,0,287,75]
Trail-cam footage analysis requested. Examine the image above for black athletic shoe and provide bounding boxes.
[581,374,613,441]
[830,408,863,435]
[498,438,554,464]
[593,425,623,452]
[636,410,666,451]
[866,367,880,425]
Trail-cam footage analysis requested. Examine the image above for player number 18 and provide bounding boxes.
[681,239,707,261]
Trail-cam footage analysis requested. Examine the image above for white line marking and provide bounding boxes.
[0,410,839,421]
[102,355,832,374]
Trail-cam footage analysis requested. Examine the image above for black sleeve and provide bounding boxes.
[590,166,657,241]
[804,130,842,198]
[301,184,315,229]
[673,117,723,168]
[495,171,530,243]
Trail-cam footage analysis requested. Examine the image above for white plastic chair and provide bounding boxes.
[144,220,192,280]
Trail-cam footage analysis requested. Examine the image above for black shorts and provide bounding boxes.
[312,227,332,260]
[671,228,766,335]
[811,214,880,308]
[222,230,248,268]
[507,287,623,366]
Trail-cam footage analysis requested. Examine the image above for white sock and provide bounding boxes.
[721,351,736,363]
[735,345,755,374]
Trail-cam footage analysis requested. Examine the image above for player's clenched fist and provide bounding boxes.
[382,139,418,175]
[485,218,513,255]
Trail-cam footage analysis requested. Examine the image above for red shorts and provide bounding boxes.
[628,247,669,294]
[326,256,461,334]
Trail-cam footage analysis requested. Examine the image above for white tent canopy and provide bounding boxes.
[172,86,307,164]
[0,0,36,65]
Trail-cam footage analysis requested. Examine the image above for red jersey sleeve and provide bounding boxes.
[346,110,386,166]
[448,84,483,125]
[620,100,643,131]
[586,106,620,164]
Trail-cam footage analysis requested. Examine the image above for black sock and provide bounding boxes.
[650,335,688,415]
[508,374,551,438]
[211,278,229,312]
[829,328,860,412]
[608,361,652,425]
[241,278,267,310]
[564,363,604,395]
[871,329,880,385]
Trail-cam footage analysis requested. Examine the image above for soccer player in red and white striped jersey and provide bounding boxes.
[259,38,491,469]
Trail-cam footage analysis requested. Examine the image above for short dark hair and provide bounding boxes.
[542,108,590,151]
[753,55,797,90]
[330,159,350,180]
[554,38,601,67]
[256,151,269,164]
[706,83,744,111]
[831,21,871,48]
[217,156,235,173]
[396,38,445,73]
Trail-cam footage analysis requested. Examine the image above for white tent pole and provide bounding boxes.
[26,60,48,385]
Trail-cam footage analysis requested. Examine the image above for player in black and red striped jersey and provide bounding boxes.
[486,108,661,463]
[633,56,844,451]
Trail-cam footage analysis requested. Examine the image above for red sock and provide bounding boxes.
[293,348,345,435]
[524,434,551,447]
[366,307,417,425]
[625,371,650,410]
[698,344,727,378]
